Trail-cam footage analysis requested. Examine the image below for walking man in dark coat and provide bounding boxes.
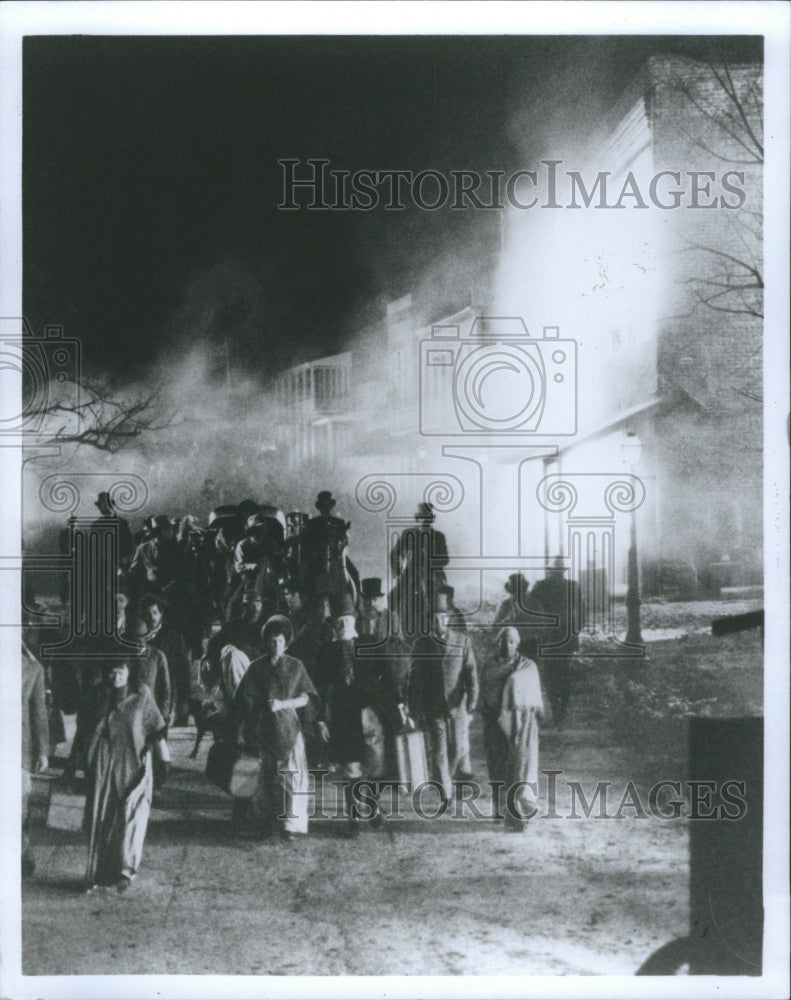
[319,593,388,835]
[410,589,478,801]
[530,556,585,724]
[138,593,192,727]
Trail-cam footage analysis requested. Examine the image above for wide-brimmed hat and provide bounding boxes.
[331,592,356,618]
[261,614,294,648]
[315,490,337,510]
[415,501,436,522]
[505,573,529,594]
[361,577,384,599]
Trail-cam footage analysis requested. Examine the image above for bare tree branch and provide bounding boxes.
[26,376,180,454]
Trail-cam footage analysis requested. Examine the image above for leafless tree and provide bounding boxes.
[664,54,763,403]
[27,375,178,455]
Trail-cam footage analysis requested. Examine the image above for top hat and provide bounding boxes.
[261,614,294,648]
[415,501,435,522]
[547,555,568,572]
[95,491,115,511]
[361,578,384,600]
[331,592,356,618]
[505,573,529,594]
[315,491,337,510]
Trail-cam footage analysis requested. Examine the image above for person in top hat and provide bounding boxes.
[410,588,478,799]
[230,615,319,840]
[530,556,585,724]
[300,491,360,600]
[357,577,388,641]
[317,592,389,835]
[494,573,531,625]
[389,500,450,641]
[436,583,467,633]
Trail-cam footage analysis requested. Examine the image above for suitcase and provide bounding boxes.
[394,729,428,788]
[47,786,85,831]
[228,755,260,798]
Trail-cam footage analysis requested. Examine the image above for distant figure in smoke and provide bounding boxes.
[389,501,449,640]
[300,491,360,601]
[92,492,135,577]
[530,556,584,725]
[493,573,548,662]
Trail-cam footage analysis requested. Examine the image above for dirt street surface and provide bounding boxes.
[22,601,762,977]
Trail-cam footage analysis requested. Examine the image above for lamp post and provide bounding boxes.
[622,432,643,647]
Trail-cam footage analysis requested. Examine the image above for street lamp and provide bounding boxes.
[621,431,643,647]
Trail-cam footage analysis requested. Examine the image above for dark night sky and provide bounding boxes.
[22,34,762,381]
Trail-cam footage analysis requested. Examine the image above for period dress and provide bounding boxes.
[479,652,521,788]
[233,653,319,835]
[84,683,165,886]
[498,657,544,829]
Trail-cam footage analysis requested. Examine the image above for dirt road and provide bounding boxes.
[22,604,761,976]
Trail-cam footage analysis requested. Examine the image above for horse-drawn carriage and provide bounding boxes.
[197,498,359,627]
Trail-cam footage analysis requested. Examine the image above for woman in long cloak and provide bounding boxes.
[84,661,166,891]
[232,616,319,839]
[498,634,544,832]
[479,627,523,799]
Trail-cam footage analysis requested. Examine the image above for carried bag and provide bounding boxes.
[47,783,85,831]
[394,729,428,788]
[228,755,260,798]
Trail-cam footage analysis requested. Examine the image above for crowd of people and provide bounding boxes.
[22,488,585,893]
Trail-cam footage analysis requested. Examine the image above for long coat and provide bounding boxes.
[232,653,319,759]
[410,628,478,722]
[84,683,165,885]
[322,638,388,765]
